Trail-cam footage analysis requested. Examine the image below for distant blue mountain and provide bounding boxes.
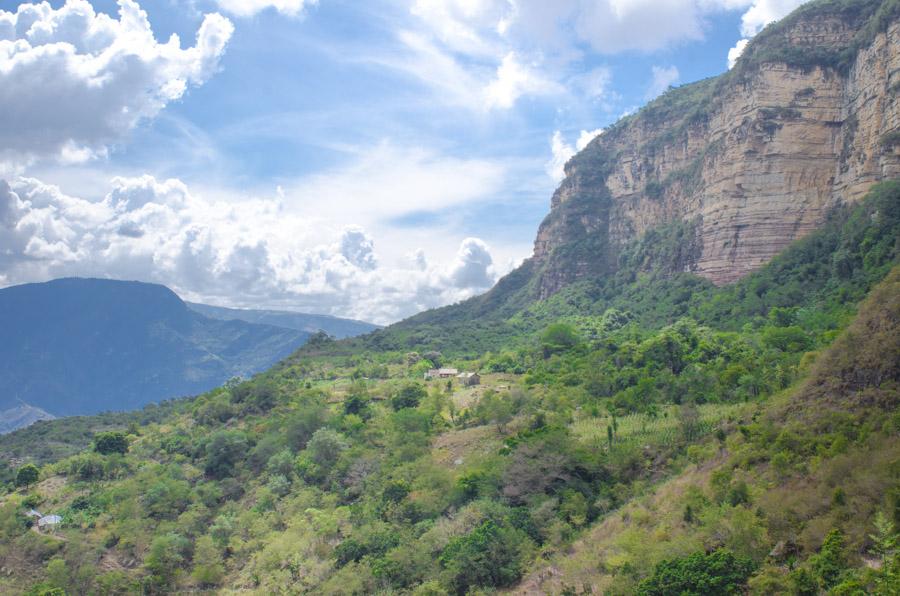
[0,278,369,424]
[186,302,379,339]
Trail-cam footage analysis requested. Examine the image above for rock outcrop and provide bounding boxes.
[532,0,900,297]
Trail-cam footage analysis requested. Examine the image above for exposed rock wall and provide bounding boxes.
[533,6,900,296]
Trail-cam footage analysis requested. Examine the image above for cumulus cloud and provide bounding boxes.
[484,52,562,109]
[216,0,317,18]
[647,65,681,99]
[546,128,604,182]
[0,175,500,324]
[728,38,750,68]
[0,0,233,166]
[340,226,378,271]
[727,0,810,68]
[739,0,810,37]
[447,238,494,289]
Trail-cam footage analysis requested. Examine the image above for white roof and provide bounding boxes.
[38,515,62,526]
[26,509,42,517]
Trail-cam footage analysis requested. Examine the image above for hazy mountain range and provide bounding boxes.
[0,278,376,431]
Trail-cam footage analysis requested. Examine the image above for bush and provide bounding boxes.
[15,464,40,488]
[392,384,427,411]
[540,323,580,357]
[203,431,248,479]
[94,431,129,455]
[637,549,755,596]
[439,520,530,594]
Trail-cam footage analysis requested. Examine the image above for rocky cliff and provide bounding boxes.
[533,0,900,297]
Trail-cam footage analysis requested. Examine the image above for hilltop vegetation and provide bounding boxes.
[0,182,897,595]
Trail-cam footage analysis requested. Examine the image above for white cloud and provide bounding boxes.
[340,226,378,271]
[0,0,233,166]
[546,128,603,182]
[728,38,750,68]
[647,65,680,99]
[484,52,562,109]
[216,0,317,18]
[447,237,494,289]
[0,165,508,324]
[739,0,809,37]
[402,0,810,113]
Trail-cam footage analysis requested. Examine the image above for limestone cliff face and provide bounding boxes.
[532,1,900,297]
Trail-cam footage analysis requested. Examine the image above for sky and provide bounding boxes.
[0,0,811,324]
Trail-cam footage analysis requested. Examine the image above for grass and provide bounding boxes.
[571,403,754,449]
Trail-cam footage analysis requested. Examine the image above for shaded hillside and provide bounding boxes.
[0,278,311,418]
[186,302,379,339]
[517,265,900,594]
[0,405,53,435]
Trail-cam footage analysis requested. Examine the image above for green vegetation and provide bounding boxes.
[637,549,755,596]
[734,0,900,76]
[93,432,129,456]
[0,180,896,594]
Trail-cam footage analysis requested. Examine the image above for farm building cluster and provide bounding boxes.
[424,368,480,386]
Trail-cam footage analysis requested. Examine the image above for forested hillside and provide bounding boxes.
[0,181,896,595]
[1,1,898,593]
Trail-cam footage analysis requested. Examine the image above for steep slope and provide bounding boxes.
[324,0,900,357]
[515,264,900,594]
[0,278,311,418]
[0,181,894,596]
[186,302,379,339]
[535,0,900,294]
[0,405,53,435]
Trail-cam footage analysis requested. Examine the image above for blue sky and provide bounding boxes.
[0,0,809,323]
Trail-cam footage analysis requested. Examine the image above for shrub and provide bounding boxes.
[203,431,248,479]
[392,384,427,411]
[540,323,580,357]
[15,464,40,488]
[439,520,530,594]
[637,549,755,596]
[94,431,129,456]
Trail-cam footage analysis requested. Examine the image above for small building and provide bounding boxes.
[425,368,459,380]
[37,514,62,531]
[456,372,481,387]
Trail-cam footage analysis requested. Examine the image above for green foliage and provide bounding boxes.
[145,533,190,589]
[15,463,39,488]
[439,520,531,594]
[203,430,248,479]
[811,529,848,589]
[636,549,755,596]
[93,431,128,455]
[540,323,581,356]
[392,383,427,411]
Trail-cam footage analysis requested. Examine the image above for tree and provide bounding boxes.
[476,390,513,433]
[285,403,327,451]
[46,557,69,591]
[540,323,580,357]
[192,535,225,587]
[679,401,701,441]
[811,529,848,589]
[439,520,529,594]
[203,431,248,479]
[94,431,129,455]
[637,549,755,596]
[145,533,190,589]
[392,383,427,411]
[15,463,39,488]
[306,429,349,470]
